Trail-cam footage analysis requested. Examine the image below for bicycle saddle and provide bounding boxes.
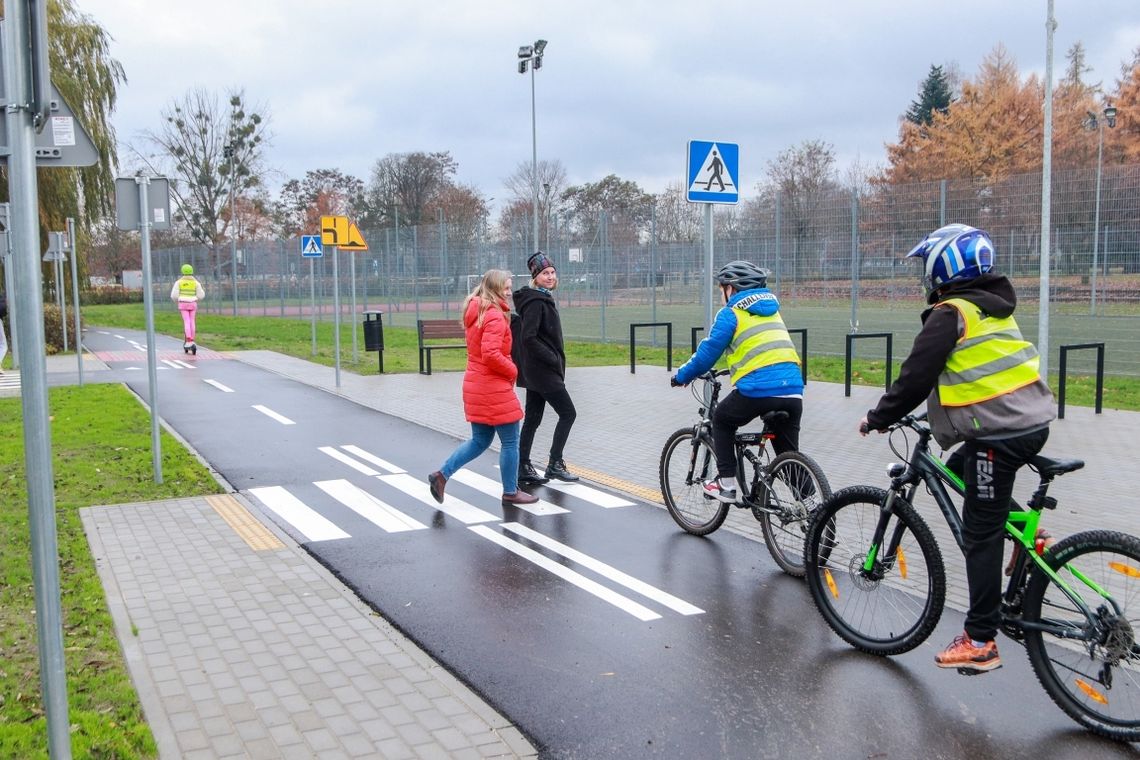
[1031,455,1084,477]
[760,410,789,424]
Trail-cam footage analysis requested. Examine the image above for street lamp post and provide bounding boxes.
[1083,104,1117,315]
[517,39,547,253]
[224,142,238,316]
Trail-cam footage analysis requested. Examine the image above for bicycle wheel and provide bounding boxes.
[659,428,729,535]
[757,451,832,578]
[804,485,946,655]
[1021,529,1140,741]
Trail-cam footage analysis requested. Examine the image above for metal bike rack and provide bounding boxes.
[629,322,673,373]
[844,332,893,397]
[1057,342,1105,419]
[788,328,808,384]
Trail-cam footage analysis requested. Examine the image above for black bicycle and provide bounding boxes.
[803,412,1140,741]
[659,369,831,577]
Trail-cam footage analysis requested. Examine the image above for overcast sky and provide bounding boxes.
[80,0,1139,210]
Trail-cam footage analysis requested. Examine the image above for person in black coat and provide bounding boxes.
[513,251,578,484]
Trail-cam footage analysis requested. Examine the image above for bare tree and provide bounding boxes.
[362,151,458,228]
[502,158,568,246]
[653,182,702,243]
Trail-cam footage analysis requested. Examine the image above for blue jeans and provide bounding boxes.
[439,422,520,494]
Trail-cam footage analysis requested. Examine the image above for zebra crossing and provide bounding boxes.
[0,370,20,394]
[244,443,695,621]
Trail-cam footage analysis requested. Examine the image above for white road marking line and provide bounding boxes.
[451,469,568,516]
[172,360,196,369]
[469,525,661,621]
[319,446,380,476]
[541,481,634,508]
[340,445,404,474]
[248,486,349,542]
[203,379,234,392]
[252,405,295,425]
[378,473,498,524]
[161,359,181,369]
[315,479,426,533]
[501,522,704,616]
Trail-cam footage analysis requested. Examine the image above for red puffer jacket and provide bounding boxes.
[461,297,523,425]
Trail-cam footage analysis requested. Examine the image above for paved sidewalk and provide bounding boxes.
[57,348,1140,758]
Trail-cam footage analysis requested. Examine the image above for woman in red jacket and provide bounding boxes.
[428,270,539,507]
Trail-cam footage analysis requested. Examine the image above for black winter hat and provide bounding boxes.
[527,251,556,278]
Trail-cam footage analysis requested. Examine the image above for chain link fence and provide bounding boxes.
[150,163,1140,376]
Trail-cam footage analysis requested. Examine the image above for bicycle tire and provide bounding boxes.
[659,428,729,535]
[757,451,832,577]
[804,485,946,655]
[1021,529,1140,742]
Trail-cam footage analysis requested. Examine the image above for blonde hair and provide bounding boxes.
[462,269,512,328]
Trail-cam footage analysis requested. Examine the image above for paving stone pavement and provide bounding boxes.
[51,348,1140,758]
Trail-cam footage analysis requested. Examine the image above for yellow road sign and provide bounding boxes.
[320,215,369,251]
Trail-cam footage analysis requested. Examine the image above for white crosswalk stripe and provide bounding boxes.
[541,480,634,508]
[248,486,350,542]
[315,479,427,533]
[450,469,568,516]
[378,472,500,524]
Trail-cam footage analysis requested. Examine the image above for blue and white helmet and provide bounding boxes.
[907,224,994,297]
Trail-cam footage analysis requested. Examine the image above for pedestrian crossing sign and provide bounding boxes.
[686,140,739,204]
[301,235,323,257]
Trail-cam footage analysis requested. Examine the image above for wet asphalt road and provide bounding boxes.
[85,328,1139,759]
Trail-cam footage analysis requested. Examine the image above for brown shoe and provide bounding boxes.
[934,631,1001,673]
[502,491,539,506]
[428,471,446,504]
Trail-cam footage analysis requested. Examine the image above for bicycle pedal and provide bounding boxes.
[955,664,1002,677]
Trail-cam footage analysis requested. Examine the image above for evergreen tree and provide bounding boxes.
[905,64,953,125]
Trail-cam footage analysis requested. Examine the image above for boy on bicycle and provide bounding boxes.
[859,224,1055,674]
[670,260,803,503]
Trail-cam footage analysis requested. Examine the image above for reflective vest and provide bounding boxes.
[177,277,198,300]
[937,297,1041,407]
[725,308,799,386]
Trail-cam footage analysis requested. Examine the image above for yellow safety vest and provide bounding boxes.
[725,308,800,386]
[937,297,1041,407]
[177,277,198,299]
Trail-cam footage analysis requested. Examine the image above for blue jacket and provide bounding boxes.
[674,288,804,397]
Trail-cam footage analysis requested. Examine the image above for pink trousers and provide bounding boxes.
[178,301,197,342]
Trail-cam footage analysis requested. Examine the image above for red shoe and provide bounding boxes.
[502,491,539,506]
[934,631,1001,673]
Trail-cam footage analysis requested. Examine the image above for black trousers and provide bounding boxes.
[945,427,1050,641]
[519,387,577,464]
[711,391,802,479]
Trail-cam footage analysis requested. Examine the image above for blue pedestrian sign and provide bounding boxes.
[687,140,739,204]
[300,234,323,258]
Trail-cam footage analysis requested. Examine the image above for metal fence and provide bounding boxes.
[150,163,1140,376]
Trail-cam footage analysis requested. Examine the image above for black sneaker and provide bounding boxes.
[518,461,549,485]
[427,471,447,504]
[545,459,579,482]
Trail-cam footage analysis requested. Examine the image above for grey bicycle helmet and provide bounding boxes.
[716,260,769,290]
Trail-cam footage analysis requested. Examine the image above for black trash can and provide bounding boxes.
[362,311,385,372]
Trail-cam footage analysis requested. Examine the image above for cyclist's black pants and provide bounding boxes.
[945,427,1050,642]
[712,391,801,479]
[519,386,577,465]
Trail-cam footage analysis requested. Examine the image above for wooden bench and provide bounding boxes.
[417,319,466,375]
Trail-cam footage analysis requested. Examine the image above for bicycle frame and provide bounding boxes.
[867,419,1119,639]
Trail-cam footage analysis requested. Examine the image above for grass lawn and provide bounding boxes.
[0,385,224,758]
[82,303,1140,412]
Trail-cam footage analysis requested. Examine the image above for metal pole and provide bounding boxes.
[137,178,163,484]
[531,62,539,253]
[67,218,82,384]
[704,204,714,329]
[54,234,67,351]
[774,194,782,295]
[1090,121,1103,316]
[4,6,73,753]
[349,242,358,364]
[309,257,316,355]
[850,191,859,333]
[230,186,238,316]
[1,213,17,368]
[1038,0,1057,379]
[333,245,341,388]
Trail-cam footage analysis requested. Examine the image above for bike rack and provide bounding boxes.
[629,322,672,373]
[690,326,704,354]
[1057,342,1105,419]
[844,332,893,397]
[788,328,808,384]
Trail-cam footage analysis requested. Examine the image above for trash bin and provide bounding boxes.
[362,311,385,372]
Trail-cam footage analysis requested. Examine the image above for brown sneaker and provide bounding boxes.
[934,631,1001,673]
[502,491,539,506]
[428,471,446,504]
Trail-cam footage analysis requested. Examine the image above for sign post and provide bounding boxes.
[686,140,740,330]
[67,218,82,384]
[300,235,322,356]
[321,216,368,387]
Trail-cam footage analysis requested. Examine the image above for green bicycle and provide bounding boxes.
[803,412,1140,741]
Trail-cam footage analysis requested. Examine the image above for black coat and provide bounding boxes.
[512,286,566,395]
